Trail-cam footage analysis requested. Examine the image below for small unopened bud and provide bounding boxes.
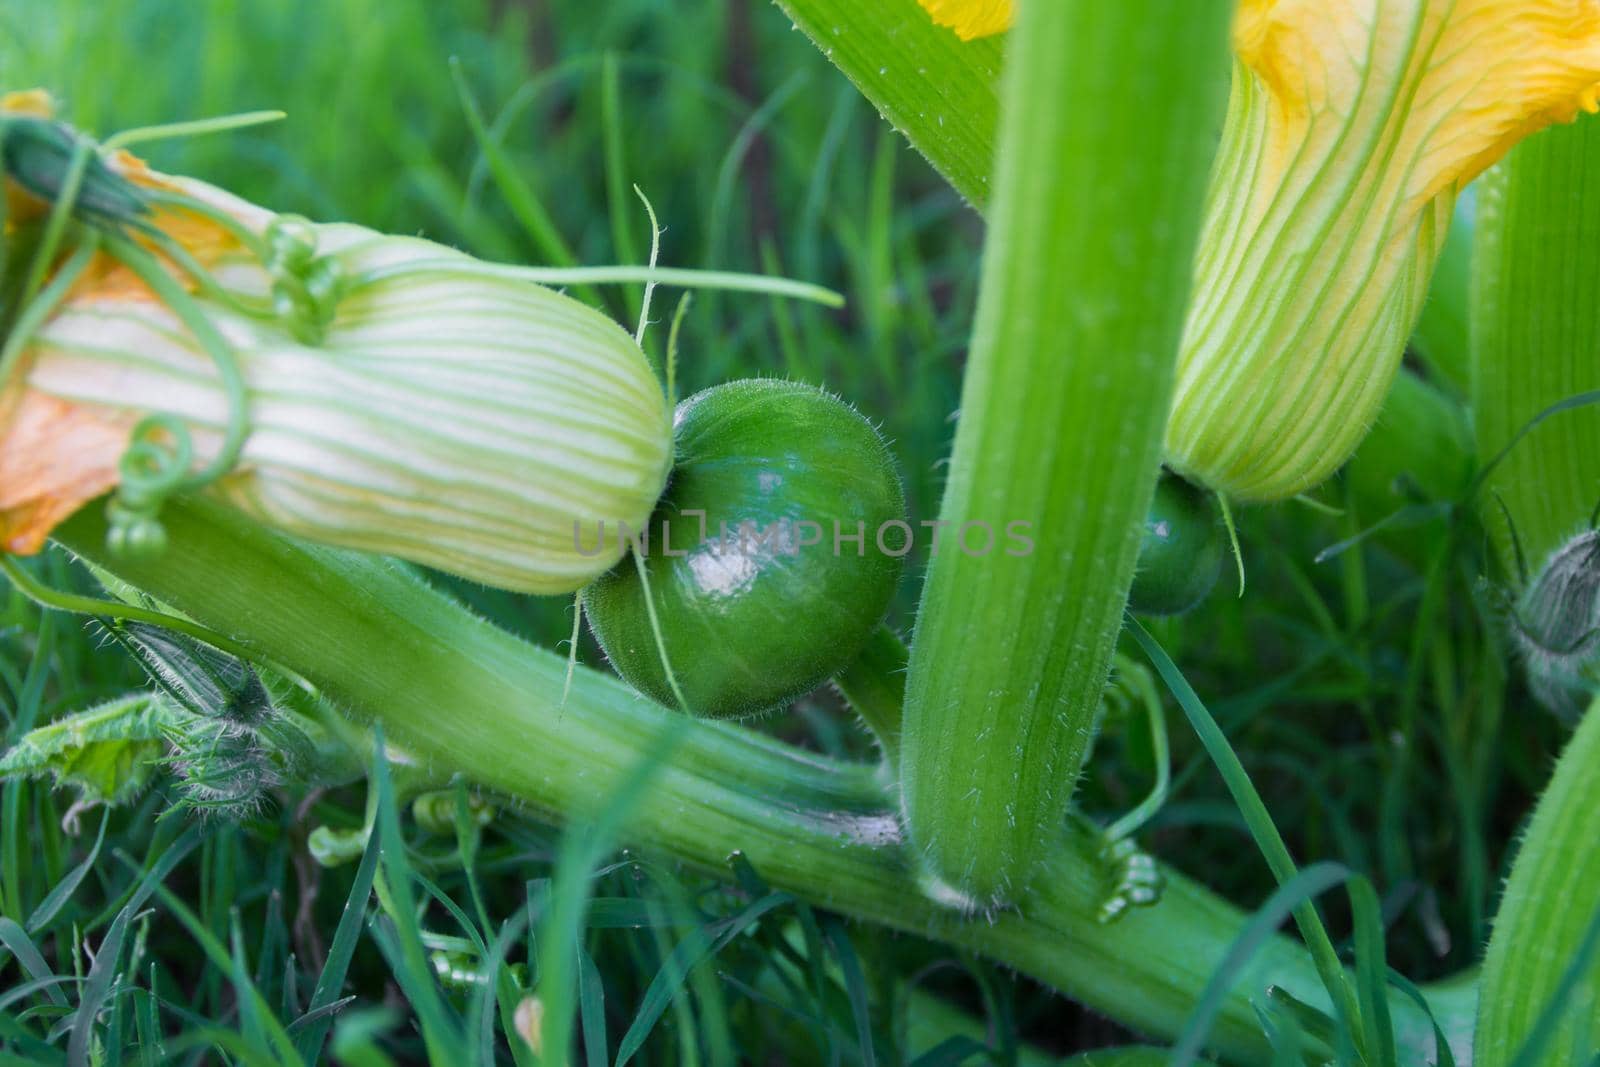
[1511,530,1600,722]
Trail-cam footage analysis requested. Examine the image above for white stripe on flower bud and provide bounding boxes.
[24,213,672,594]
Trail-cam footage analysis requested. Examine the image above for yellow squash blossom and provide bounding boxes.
[921,0,1600,500]
[1172,0,1600,500]
[1,97,673,594]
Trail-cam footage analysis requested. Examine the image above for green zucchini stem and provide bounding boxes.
[897,0,1233,904]
[1474,696,1600,1066]
[51,498,1473,1065]
[832,624,909,760]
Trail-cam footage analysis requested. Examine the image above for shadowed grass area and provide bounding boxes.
[0,0,1569,1062]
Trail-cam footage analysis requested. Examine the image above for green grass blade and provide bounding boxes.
[231,908,269,1053]
[1475,697,1600,1067]
[1170,861,1350,1067]
[1471,114,1600,573]
[2,610,53,923]
[773,0,1000,209]
[448,58,581,273]
[291,819,381,1063]
[26,808,108,934]
[0,917,68,1008]
[0,974,77,1014]
[1386,971,1458,1067]
[367,727,465,1062]
[898,0,1232,904]
[823,919,876,1067]
[1063,1050,1210,1067]
[535,717,686,1065]
[68,830,199,1067]
[577,941,609,1067]
[1129,620,1365,1055]
[1348,876,1398,1067]
[612,890,791,1066]
[138,877,303,1065]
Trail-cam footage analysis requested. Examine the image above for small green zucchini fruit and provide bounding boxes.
[583,378,906,719]
[1127,470,1223,616]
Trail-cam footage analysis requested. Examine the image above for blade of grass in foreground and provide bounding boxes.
[1471,114,1600,573]
[898,1,1232,905]
[1128,621,1368,1061]
[292,814,381,1063]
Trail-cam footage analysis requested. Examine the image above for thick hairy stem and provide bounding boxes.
[52,499,1471,1064]
[898,1,1231,903]
[1475,696,1600,1066]
[832,624,907,759]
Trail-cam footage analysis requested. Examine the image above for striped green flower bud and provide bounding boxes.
[1,168,672,594]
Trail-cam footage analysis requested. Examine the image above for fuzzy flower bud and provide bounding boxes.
[1511,529,1600,722]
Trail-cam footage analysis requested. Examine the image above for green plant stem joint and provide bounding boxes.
[1127,470,1224,617]
[584,378,906,719]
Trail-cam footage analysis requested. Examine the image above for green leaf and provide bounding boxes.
[897,1,1233,903]
[0,693,179,808]
[1475,697,1600,1067]
[774,0,1000,208]
[1471,114,1600,574]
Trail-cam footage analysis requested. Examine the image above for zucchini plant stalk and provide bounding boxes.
[1474,695,1600,1066]
[897,0,1231,904]
[52,499,1470,1065]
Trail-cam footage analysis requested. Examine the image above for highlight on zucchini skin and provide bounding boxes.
[1127,470,1223,617]
[583,378,906,719]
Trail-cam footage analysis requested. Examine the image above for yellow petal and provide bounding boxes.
[916,0,1013,41]
[1167,0,1600,500]
[1,89,55,117]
